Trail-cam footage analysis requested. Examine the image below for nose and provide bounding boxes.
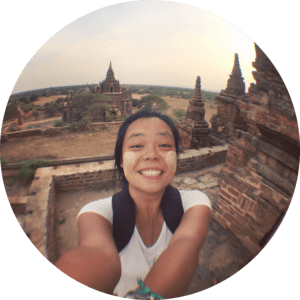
[144,145,159,160]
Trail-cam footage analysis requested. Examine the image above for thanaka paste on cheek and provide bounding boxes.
[122,152,137,177]
[166,151,177,173]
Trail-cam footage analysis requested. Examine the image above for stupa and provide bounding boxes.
[211,53,247,140]
[224,53,245,96]
[176,76,211,149]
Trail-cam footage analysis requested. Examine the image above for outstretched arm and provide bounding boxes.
[143,205,210,299]
[55,213,121,294]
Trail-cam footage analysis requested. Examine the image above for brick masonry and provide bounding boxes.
[212,43,299,255]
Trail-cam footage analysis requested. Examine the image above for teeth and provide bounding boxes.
[140,170,162,177]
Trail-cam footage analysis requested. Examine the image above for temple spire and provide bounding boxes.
[106,61,116,80]
[232,53,243,77]
[176,76,211,149]
[224,53,245,96]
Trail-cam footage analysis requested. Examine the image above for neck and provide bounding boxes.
[128,184,165,219]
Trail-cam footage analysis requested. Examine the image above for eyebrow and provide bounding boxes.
[127,131,174,140]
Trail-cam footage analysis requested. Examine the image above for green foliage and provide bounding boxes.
[211,113,217,121]
[106,114,115,122]
[18,101,40,113]
[44,101,63,117]
[53,120,67,127]
[3,101,40,121]
[132,99,140,107]
[32,109,38,117]
[173,109,187,120]
[18,158,50,181]
[1,157,8,165]
[7,178,16,186]
[68,115,91,132]
[69,122,79,132]
[30,94,39,102]
[3,104,18,121]
[139,95,169,112]
[121,114,130,121]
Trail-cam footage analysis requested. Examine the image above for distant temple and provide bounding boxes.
[91,62,133,120]
[176,76,211,149]
[210,53,247,141]
[66,62,133,122]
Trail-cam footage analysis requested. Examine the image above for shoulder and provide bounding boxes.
[78,196,113,224]
[179,190,211,212]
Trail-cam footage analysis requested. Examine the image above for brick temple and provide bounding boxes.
[176,76,211,149]
[66,62,133,121]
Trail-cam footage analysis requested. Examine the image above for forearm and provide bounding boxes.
[143,237,200,299]
[55,245,121,294]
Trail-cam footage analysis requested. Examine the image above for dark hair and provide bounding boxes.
[114,110,180,185]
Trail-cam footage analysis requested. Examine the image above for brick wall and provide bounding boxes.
[51,146,228,192]
[212,44,299,255]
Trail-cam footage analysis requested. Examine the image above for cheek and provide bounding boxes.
[166,151,177,173]
[122,152,137,176]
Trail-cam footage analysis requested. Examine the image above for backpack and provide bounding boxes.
[112,185,184,253]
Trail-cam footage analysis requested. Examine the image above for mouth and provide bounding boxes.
[139,169,163,177]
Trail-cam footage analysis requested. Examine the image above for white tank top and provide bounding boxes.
[78,190,211,297]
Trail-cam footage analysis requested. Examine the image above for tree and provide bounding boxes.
[30,94,39,102]
[139,95,169,112]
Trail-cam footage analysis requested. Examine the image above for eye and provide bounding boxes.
[160,144,172,148]
[130,145,143,149]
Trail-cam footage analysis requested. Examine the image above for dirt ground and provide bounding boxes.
[32,95,68,107]
[0,93,217,164]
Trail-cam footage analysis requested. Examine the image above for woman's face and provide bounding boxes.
[121,117,177,195]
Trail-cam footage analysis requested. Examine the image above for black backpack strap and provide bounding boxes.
[112,185,184,253]
[112,186,136,253]
[161,185,184,234]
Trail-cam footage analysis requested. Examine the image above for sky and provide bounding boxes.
[11,1,256,94]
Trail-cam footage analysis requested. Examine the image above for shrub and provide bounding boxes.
[30,94,39,102]
[1,157,8,165]
[139,95,169,111]
[106,114,115,122]
[44,101,63,117]
[68,116,91,132]
[18,158,50,181]
[3,104,18,121]
[53,120,67,127]
[69,121,79,132]
[19,97,30,104]
[121,114,129,121]
[210,113,217,121]
[173,109,187,120]
[32,109,38,117]
[7,178,16,186]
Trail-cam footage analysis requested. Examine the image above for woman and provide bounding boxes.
[55,110,211,299]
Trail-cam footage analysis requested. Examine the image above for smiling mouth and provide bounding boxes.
[139,169,163,177]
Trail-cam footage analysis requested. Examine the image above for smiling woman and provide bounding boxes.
[55,110,211,299]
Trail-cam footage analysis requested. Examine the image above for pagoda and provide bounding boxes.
[100,61,121,93]
[211,53,247,141]
[224,53,245,96]
[176,76,211,149]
